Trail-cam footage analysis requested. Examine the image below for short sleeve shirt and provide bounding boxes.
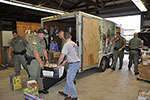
[10,36,28,52]
[27,36,46,57]
[114,36,126,49]
[129,37,142,49]
[61,41,80,63]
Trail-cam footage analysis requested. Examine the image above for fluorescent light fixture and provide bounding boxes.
[0,0,65,14]
[132,0,147,12]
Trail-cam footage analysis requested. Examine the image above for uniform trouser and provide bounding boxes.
[14,54,29,75]
[128,50,139,73]
[112,50,124,69]
[28,60,43,90]
[64,62,81,98]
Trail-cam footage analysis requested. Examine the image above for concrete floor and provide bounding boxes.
[0,55,150,100]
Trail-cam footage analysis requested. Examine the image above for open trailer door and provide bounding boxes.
[82,17,99,69]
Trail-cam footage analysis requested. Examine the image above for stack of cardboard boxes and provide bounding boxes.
[49,51,60,63]
[23,80,39,95]
[138,51,150,80]
[141,51,150,66]
[23,80,44,100]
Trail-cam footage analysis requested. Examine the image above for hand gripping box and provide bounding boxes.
[24,92,43,100]
[10,75,22,91]
[42,64,64,78]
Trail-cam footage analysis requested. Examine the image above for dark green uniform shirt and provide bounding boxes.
[61,39,66,51]
[114,36,126,49]
[129,37,142,49]
[27,36,46,57]
[10,36,28,52]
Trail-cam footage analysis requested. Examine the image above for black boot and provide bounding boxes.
[39,89,49,94]
[135,72,139,75]
[74,80,76,85]
[111,67,115,71]
[119,67,122,70]
[128,67,131,70]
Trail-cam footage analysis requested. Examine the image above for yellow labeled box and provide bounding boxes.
[10,75,22,91]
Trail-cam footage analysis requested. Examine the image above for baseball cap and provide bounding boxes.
[38,29,48,35]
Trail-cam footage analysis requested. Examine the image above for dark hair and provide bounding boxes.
[107,34,110,38]
[116,32,120,35]
[64,32,71,40]
[12,30,18,34]
[38,28,47,34]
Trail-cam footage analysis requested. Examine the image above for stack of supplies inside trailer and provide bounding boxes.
[50,42,59,51]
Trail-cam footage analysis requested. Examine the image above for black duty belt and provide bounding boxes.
[25,54,43,65]
[13,50,26,55]
[68,61,80,64]
[129,48,140,52]
[29,56,43,60]
[114,47,119,50]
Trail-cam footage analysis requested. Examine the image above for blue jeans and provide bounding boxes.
[64,62,81,98]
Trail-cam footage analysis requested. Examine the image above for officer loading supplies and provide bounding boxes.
[25,29,49,94]
[8,30,29,76]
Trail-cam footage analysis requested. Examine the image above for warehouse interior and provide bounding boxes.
[0,0,150,100]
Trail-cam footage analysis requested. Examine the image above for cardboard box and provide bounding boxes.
[42,66,64,78]
[142,57,149,66]
[138,96,150,100]
[27,80,39,89]
[141,50,150,66]
[27,80,39,95]
[23,88,39,96]
[24,92,43,100]
[53,51,60,58]
[10,75,22,91]
[138,89,150,100]
[138,64,150,80]
[142,51,150,59]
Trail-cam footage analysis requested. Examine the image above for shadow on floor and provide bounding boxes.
[76,67,102,79]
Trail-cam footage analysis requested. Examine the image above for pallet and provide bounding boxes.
[136,75,150,83]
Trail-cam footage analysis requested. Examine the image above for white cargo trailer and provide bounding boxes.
[41,11,116,72]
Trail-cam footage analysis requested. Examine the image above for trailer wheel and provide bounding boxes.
[98,57,107,72]
[108,54,113,68]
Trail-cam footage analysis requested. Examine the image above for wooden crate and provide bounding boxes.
[138,64,150,81]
